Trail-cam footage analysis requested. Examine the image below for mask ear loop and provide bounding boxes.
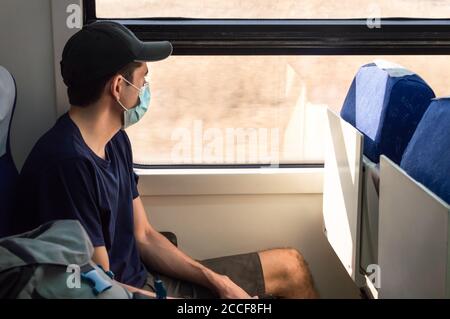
[121,76,142,92]
[117,75,146,112]
[117,98,128,111]
[116,75,133,111]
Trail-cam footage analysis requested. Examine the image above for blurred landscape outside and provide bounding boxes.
[97,1,450,165]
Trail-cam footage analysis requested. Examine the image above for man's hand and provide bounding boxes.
[211,274,257,299]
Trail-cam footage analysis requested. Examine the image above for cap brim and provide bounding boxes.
[136,41,173,62]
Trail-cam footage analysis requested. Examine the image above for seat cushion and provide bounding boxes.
[400,98,450,205]
[340,60,435,164]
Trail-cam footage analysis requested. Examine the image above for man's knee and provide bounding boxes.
[268,247,318,298]
[286,248,318,298]
[278,248,309,282]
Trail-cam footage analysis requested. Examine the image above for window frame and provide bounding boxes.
[86,1,450,55]
[85,0,450,169]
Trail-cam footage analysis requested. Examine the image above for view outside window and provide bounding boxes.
[96,2,450,165]
[97,0,450,19]
[122,56,450,165]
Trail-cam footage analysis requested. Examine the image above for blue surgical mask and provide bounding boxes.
[117,77,151,129]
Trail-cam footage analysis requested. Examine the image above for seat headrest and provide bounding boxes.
[372,59,415,77]
[340,60,435,164]
[400,98,450,204]
[0,66,16,158]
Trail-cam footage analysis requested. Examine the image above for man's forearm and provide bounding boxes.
[137,230,221,294]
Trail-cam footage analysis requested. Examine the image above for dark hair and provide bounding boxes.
[67,61,142,107]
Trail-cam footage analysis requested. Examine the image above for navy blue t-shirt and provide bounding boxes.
[12,112,147,287]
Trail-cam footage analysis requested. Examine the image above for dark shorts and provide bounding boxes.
[142,252,266,299]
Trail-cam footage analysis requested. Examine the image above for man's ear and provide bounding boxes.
[110,74,123,102]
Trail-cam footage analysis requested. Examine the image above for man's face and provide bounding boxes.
[119,62,149,109]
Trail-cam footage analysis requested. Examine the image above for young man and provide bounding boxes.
[12,21,318,299]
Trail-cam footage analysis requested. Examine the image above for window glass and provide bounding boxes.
[97,0,450,19]
[124,56,450,165]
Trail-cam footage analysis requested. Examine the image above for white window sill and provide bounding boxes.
[135,167,323,196]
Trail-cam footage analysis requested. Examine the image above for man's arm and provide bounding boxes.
[91,246,158,298]
[132,196,253,299]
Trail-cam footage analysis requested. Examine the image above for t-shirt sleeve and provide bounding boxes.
[121,130,139,199]
[37,158,105,247]
[131,171,140,199]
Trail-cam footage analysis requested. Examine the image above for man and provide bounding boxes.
[12,21,318,299]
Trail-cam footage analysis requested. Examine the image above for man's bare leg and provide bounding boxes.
[258,248,319,299]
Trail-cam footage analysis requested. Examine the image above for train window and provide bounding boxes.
[96,0,450,19]
[88,1,450,166]
[122,55,448,166]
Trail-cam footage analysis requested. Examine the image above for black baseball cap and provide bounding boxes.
[60,21,173,87]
